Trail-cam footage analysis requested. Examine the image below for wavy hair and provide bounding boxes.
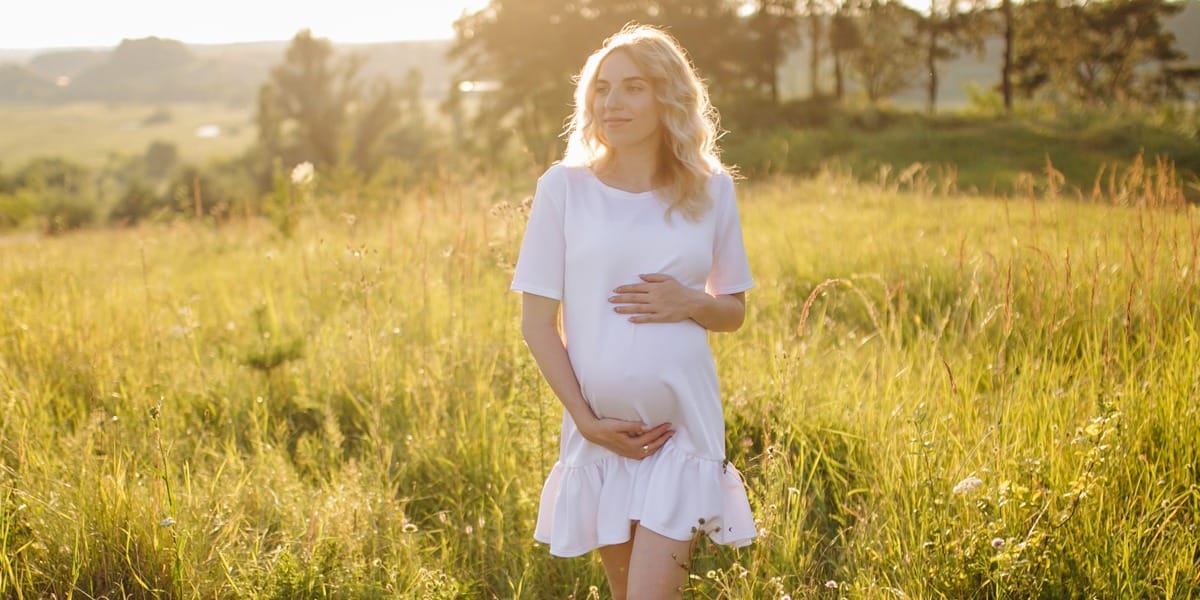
[562,24,725,221]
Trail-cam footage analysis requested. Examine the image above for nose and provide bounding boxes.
[603,88,623,110]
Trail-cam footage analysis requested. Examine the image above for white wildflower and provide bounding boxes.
[953,475,984,495]
[290,161,314,187]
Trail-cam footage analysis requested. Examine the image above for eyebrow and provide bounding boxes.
[596,76,649,85]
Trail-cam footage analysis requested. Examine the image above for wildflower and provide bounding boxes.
[953,475,984,495]
[291,162,314,187]
[991,537,1005,548]
[825,580,839,589]
[160,516,176,527]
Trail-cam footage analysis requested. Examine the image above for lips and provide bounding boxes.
[603,118,631,127]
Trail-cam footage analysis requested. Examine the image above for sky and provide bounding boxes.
[0,0,491,49]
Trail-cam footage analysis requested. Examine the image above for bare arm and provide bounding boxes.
[609,273,747,332]
[520,293,673,459]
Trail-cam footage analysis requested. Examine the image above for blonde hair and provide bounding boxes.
[563,24,725,221]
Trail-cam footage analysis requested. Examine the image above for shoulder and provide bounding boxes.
[538,162,593,189]
[707,167,735,190]
[705,166,738,209]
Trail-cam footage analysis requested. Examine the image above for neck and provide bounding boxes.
[597,140,661,192]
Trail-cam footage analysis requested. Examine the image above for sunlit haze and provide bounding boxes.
[1,0,491,49]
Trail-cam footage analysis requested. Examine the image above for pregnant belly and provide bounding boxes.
[574,322,711,426]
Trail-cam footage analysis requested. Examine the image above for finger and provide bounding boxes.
[633,423,672,443]
[638,429,675,458]
[629,313,667,323]
[610,418,651,434]
[608,294,649,304]
[615,305,655,315]
[612,284,649,294]
[639,273,672,282]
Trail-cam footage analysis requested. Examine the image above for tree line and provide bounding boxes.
[451,0,1199,156]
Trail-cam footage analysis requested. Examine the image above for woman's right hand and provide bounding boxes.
[577,417,674,460]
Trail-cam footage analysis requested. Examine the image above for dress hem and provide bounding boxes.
[534,443,758,558]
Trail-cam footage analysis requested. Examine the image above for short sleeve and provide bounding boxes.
[705,172,754,296]
[511,166,567,301]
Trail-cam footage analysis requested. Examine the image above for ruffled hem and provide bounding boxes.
[533,443,757,557]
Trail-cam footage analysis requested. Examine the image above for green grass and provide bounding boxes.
[723,109,1200,199]
[1,168,1198,598]
[0,102,254,169]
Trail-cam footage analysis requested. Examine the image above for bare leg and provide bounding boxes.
[625,524,694,600]
[598,522,638,600]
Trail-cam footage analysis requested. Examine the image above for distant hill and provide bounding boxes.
[0,64,58,102]
[0,37,456,106]
[27,49,106,79]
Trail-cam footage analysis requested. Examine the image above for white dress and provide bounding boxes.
[510,163,757,557]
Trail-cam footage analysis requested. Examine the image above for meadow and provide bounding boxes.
[0,160,1198,598]
[0,103,254,169]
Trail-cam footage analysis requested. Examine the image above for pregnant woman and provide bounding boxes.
[511,24,756,600]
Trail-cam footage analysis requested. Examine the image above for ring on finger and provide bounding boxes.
[641,444,649,454]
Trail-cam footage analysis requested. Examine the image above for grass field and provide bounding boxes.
[1,166,1198,598]
[0,103,254,169]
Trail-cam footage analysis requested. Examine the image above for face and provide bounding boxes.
[592,49,661,154]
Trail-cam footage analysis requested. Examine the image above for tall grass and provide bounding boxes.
[0,161,1197,598]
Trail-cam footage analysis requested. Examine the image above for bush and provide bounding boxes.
[108,181,166,226]
[0,189,38,230]
[40,190,96,234]
[163,162,253,221]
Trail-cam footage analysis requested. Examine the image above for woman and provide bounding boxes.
[511,24,756,600]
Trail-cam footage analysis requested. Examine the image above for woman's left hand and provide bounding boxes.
[609,273,701,324]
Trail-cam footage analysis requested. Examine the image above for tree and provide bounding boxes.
[999,0,1015,111]
[451,0,604,165]
[144,141,179,179]
[1014,0,1199,105]
[829,0,864,101]
[745,0,802,104]
[255,30,417,185]
[257,30,355,169]
[919,0,989,114]
[850,0,924,103]
[803,0,831,97]
[450,0,749,165]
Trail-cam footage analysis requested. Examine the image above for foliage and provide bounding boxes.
[450,0,748,167]
[0,188,40,229]
[848,0,924,104]
[7,157,95,233]
[1014,0,1200,105]
[745,0,803,104]
[253,30,432,189]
